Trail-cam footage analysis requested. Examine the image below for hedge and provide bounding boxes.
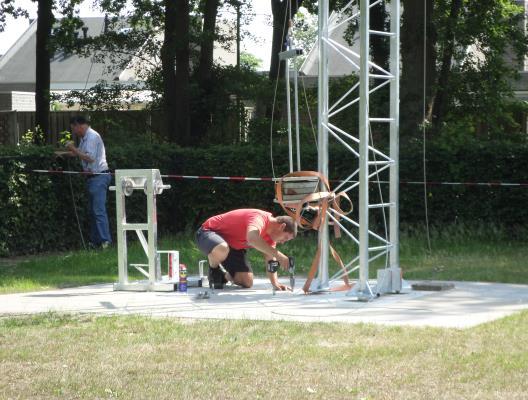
[1,139,527,255]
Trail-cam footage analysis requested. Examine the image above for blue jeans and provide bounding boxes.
[87,173,112,245]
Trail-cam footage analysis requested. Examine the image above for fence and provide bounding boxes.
[0,110,164,145]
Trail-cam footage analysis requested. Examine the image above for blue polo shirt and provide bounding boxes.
[78,127,108,173]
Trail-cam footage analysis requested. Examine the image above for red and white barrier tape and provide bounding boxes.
[162,174,273,182]
[30,169,528,187]
[400,180,528,188]
[31,169,273,181]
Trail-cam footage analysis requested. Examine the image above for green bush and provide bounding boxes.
[0,146,87,255]
[1,138,527,256]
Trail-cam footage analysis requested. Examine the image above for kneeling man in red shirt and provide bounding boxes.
[195,209,297,290]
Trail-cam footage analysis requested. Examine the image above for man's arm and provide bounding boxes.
[65,141,95,163]
[246,228,289,268]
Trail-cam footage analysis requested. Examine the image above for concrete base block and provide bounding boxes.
[411,281,455,291]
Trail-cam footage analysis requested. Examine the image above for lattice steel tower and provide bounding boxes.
[316,0,401,299]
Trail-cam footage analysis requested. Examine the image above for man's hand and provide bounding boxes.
[65,141,75,151]
[273,283,291,291]
[276,251,289,270]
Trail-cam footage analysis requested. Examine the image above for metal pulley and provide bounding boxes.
[110,175,170,196]
[122,178,135,196]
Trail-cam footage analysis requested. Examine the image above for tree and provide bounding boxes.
[192,0,223,143]
[161,0,187,144]
[427,0,528,137]
[35,0,54,143]
[63,0,192,144]
[191,0,254,142]
[295,0,528,141]
[291,6,317,68]
[240,51,262,70]
[269,0,305,80]
[173,0,191,144]
[400,0,436,138]
[63,0,249,145]
[0,2,28,32]
[428,0,462,130]
[1,0,82,143]
[196,0,220,86]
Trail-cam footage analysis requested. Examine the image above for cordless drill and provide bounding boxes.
[267,256,295,290]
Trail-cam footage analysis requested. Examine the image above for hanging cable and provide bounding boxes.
[422,0,432,252]
[82,19,106,93]
[66,159,87,250]
[368,116,389,268]
[269,0,293,179]
[291,0,318,149]
[300,74,318,149]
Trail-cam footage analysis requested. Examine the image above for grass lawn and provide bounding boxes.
[0,312,527,399]
[1,228,526,399]
[0,225,527,294]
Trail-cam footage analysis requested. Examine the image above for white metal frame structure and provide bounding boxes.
[281,17,303,173]
[315,0,401,299]
[111,169,177,292]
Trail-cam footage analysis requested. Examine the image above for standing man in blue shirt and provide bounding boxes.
[66,116,112,249]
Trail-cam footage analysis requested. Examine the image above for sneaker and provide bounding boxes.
[101,241,111,249]
[208,266,227,289]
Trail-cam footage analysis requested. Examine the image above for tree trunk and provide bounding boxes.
[370,1,389,70]
[192,0,220,143]
[174,0,191,145]
[197,0,219,86]
[400,0,436,139]
[161,0,177,142]
[161,0,190,145]
[269,0,303,80]
[430,0,463,130]
[35,0,53,144]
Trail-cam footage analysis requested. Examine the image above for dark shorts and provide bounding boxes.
[195,227,252,276]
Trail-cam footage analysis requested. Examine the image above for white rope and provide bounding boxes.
[82,18,106,95]
[422,0,432,251]
[300,74,318,149]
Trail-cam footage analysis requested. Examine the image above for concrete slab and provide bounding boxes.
[1,279,527,328]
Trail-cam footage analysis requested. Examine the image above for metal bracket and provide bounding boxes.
[279,48,304,60]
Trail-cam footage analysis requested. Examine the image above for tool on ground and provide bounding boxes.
[209,264,228,289]
[194,290,210,300]
[288,256,295,290]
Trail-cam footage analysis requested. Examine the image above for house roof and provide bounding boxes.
[0,16,237,93]
[0,18,132,91]
[118,21,237,82]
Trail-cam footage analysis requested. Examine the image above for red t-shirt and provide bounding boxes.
[202,209,276,250]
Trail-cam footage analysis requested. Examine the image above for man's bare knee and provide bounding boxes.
[233,273,253,288]
[209,242,229,266]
